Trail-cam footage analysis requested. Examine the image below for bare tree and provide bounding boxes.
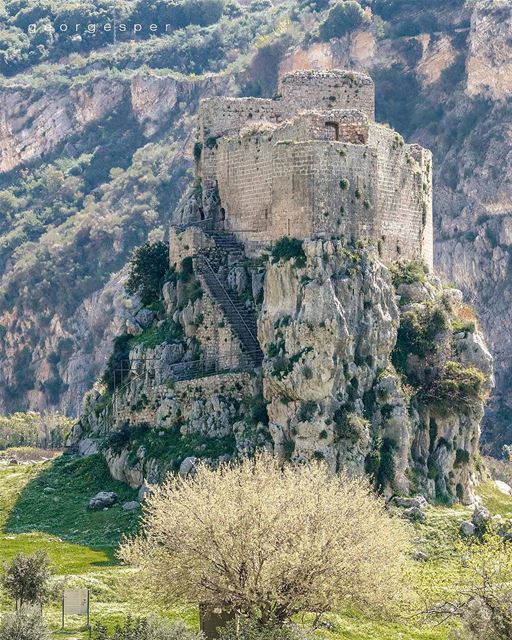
[120,454,412,624]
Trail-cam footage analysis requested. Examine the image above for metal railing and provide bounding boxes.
[195,253,260,346]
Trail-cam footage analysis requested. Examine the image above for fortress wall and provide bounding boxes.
[270,142,378,242]
[198,97,281,140]
[279,71,375,120]
[198,97,282,214]
[216,136,274,238]
[368,125,433,267]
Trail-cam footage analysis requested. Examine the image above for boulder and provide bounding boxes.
[138,480,154,502]
[179,456,198,478]
[122,501,140,511]
[393,496,429,510]
[402,507,426,523]
[89,491,118,510]
[460,521,476,537]
[413,550,429,562]
[472,505,491,529]
[495,480,512,496]
[78,438,99,457]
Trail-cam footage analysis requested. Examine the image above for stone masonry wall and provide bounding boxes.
[369,125,433,265]
[216,135,273,236]
[278,69,375,119]
[195,69,432,267]
[270,141,378,244]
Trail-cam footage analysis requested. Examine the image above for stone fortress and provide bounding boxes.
[196,69,433,267]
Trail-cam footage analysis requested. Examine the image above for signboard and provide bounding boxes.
[63,589,89,616]
[62,588,90,635]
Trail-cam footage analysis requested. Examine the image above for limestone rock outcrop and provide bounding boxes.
[259,239,492,503]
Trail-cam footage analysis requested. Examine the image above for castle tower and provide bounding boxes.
[196,69,433,268]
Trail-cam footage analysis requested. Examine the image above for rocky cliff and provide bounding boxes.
[72,230,492,505]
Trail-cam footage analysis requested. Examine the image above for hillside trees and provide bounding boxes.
[125,241,171,306]
[319,1,366,40]
[120,455,412,623]
[0,412,73,449]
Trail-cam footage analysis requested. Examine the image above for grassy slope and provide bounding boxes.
[0,452,511,639]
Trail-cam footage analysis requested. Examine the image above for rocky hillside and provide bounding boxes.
[72,229,492,504]
[0,0,510,450]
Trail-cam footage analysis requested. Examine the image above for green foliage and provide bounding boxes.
[334,411,369,444]
[0,412,73,450]
[130,320,184,349]
[1,550,52,607]
[109,422,236,469]
[452,319,476,334]
[271,237,306,268]
[218,618,311,640]
[390,260,427,288]
[125,241,171,307]
[454,448,470,466]
[423,361,487,412]
[7,454,139,550]
[298,400,318,422]
[92,616,203,640]
[377,437,396,492]
[392,305,449,379]
[319,1,365,41]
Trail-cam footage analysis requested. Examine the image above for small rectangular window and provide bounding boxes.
[324,122,339,141]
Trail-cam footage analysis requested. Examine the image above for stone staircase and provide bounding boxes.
[195,248,263,368]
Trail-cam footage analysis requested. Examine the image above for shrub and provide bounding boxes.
[319,1,366,41]
[424,361,487,412]
[120,454,412,622]
[0,609,49,640]
[423,530,512,639]
[218,618,310,640]
[392,305,449,378]
[298,400,318,422]
[334,411,369,444]
[126,241,171,307]
[1,551,52,608]
[271,238,306,268]
[390,260,427,287]
[92,616,203,640]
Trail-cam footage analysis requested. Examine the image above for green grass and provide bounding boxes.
[5,454,139,552]
[1,452,511,639]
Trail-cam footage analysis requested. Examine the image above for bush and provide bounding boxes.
[1,551,52,608]
[424,530,512,639]
[390,260,427,287]
[271,238,306,268]
[424,361,487,412]
[126,241,171,307]
[120,454,412,622]
[92,616,203,640]
[0,609,49,640]
[218,618,310,640]
[392,305,449,378]
[319,1,366,41]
